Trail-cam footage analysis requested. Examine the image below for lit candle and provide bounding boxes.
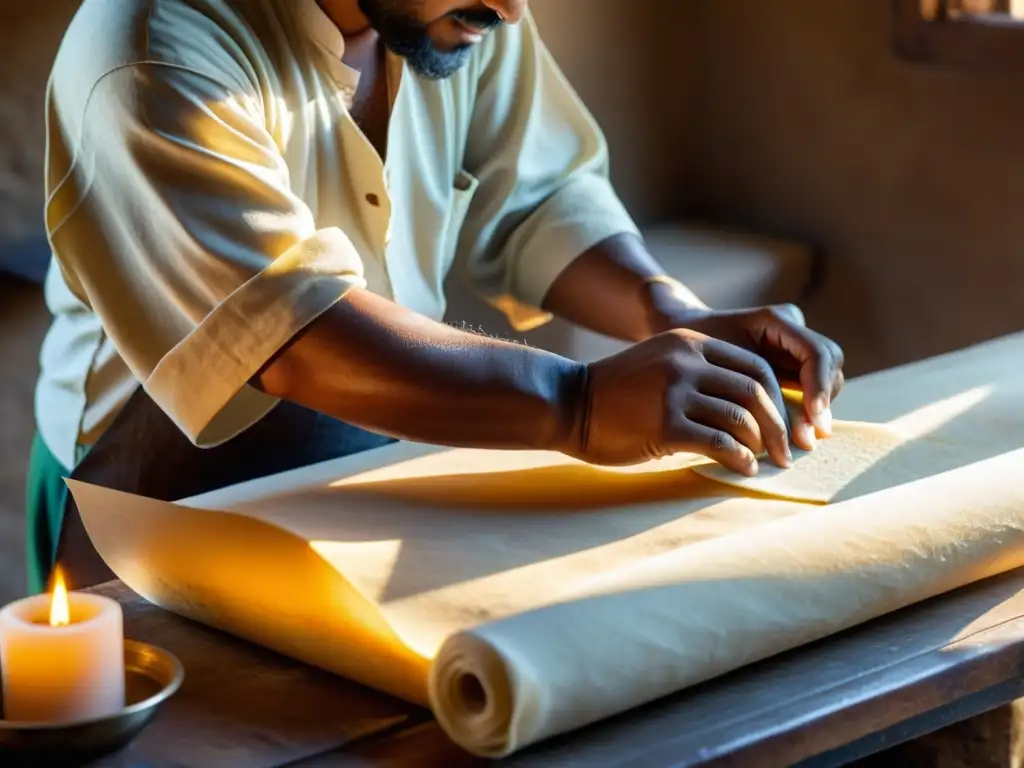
[0,567,125,722]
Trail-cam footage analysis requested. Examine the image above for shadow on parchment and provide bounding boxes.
[230,460,801,605]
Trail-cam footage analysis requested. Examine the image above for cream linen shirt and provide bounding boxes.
[36,0,640,470]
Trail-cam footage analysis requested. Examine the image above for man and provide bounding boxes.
[29,0,844,593]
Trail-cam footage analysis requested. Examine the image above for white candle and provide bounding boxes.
[0,568,125,722]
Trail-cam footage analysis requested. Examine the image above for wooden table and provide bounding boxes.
[91,570,1024,768]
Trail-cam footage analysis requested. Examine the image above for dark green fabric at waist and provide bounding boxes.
[25,435,89,595]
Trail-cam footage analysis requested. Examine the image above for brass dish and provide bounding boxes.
[0,639,183,766]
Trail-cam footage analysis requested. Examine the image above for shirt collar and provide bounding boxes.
[301,0,346,59]
[299,0,407,111]
[300,0,362,90]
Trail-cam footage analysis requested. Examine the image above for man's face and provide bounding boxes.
[357,0,523,79]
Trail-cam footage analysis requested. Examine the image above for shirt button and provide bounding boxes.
[365,193,380,207]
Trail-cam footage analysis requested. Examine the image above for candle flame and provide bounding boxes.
[49,566,70,627]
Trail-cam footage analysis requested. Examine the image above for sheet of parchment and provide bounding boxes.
[68,450,797,691]
[66,332,1024,757]
[693,420,907,502]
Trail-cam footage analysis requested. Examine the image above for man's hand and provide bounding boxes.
[670,305,845,451]
[539,237,844,455]
[570,329,794,475]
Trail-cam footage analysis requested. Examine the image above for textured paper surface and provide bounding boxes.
[693,420,908,502]
[68,332,1024,757]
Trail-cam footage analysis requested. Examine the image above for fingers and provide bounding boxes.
[759,308,844,434]
[830,366,845,402]
[685,393,766,456]
[699,342,792,468]
[790,410,819,451]
[670,421,760,477]
[801,335,844,436]
[769,375,820,449]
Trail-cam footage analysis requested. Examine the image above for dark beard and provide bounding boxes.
[356,0,502,80]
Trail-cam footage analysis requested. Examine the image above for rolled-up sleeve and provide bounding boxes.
[458,12,641,332]
[45,62,365,446]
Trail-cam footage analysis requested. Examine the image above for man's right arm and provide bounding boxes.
[255,285,796,476]
[253,288,587,453]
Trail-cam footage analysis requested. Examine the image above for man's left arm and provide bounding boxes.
[542,232,708,343]
[458,11,661,334]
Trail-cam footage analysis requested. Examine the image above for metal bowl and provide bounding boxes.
[0,639,183,766]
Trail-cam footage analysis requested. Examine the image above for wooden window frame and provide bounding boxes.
[893,0,1024,71]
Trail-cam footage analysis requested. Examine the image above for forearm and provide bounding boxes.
[541,233,710,342]
[254,288,585,451]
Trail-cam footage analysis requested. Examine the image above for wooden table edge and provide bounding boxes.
[328,610,1024,768]
[87,574,1024,766]
[600,611,1024,767]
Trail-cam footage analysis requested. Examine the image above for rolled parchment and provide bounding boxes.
[430,449,1024,756]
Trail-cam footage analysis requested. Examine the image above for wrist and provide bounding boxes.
[544,359,591,458]
[642,275,713,335]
